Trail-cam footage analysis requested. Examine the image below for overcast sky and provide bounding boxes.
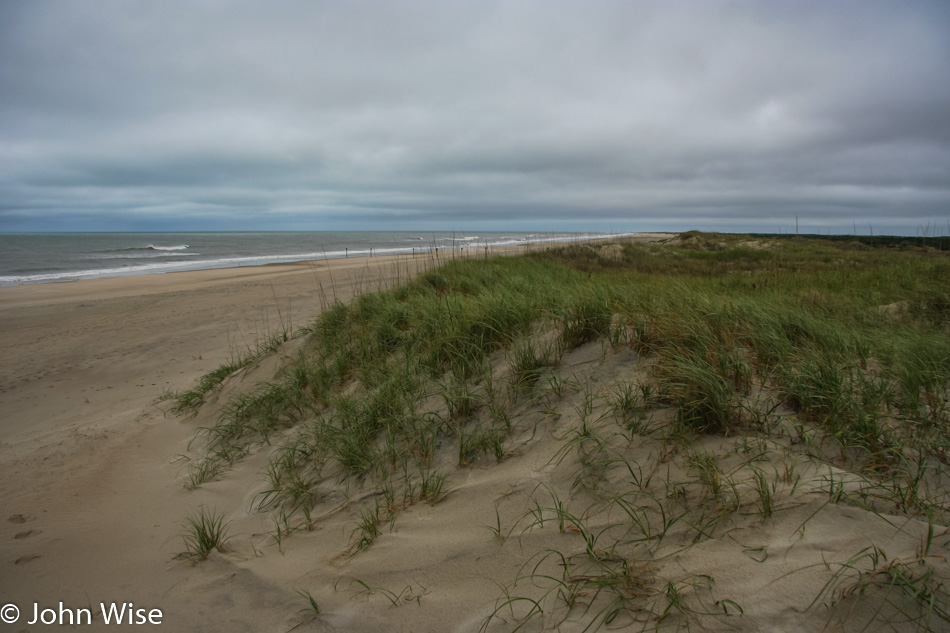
[1,1,948,234]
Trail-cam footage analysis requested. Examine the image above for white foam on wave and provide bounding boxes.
[88,251,197,260]
[148,244,189,251]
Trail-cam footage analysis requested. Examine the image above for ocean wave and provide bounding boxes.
[101,245,190,253]
[148,244,189,251]
[435,236,480,245]
[0,262,200,285]
[87,252,197,260]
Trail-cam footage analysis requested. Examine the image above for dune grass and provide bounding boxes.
[172,232,950,631]
[181,507,230,561]
[160,327,294,415]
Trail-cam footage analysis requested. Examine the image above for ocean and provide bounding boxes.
[0,231,631,286]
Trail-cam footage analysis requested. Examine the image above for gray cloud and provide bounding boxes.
[1,0,948,234]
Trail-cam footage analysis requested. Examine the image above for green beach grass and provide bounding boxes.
[170,232,950,631]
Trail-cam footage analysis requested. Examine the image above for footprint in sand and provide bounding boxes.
[14,529,41,539]
[15,554,41,565]
[7,514,27,524]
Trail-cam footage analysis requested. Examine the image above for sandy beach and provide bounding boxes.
[0,252,439,631]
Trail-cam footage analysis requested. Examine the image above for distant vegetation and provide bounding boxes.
[751,232,950,251]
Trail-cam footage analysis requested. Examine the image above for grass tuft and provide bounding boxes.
[181,507,230,561]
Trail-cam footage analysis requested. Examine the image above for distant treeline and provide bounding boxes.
[748,233,950,252]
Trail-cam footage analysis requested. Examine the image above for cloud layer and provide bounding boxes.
[2,1,948,233]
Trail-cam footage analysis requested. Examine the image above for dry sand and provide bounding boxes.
[0,253,434,631]
[1,238,944,633]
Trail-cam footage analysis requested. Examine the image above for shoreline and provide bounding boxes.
[0,230,655,288]
[0,250,436,442]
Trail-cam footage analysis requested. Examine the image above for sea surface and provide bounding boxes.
[0,231,631,286]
